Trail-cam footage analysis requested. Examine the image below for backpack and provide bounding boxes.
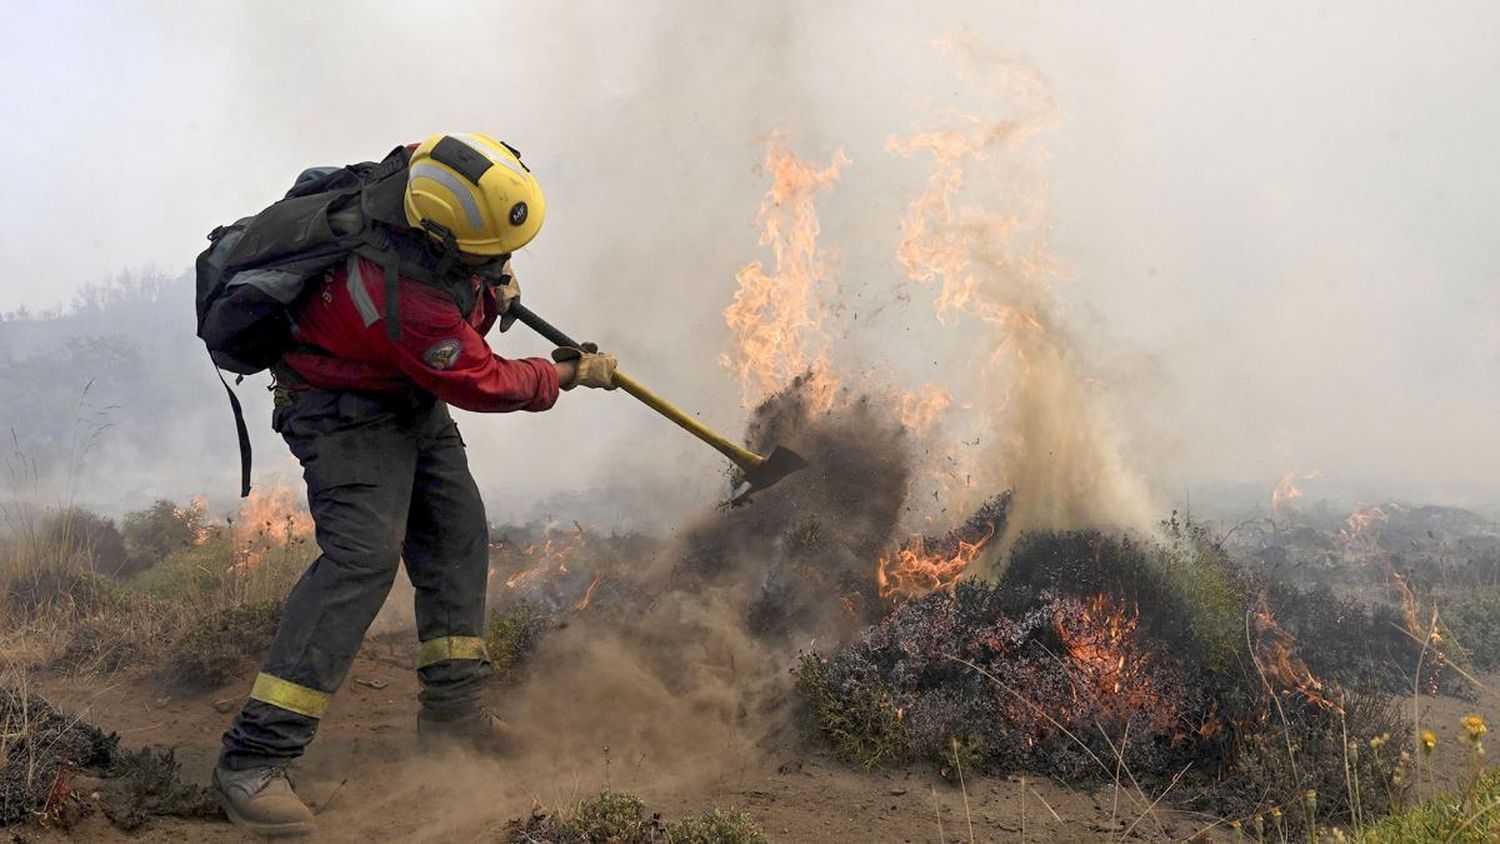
[195,145,471,496]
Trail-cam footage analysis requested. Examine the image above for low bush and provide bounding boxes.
[128,534,233,603]
[162,601,282,690]
[798,528,1410,836]
[121,499,205,574]
[3,566,128,620]
[506,789,766,844]
[37,508,130,579]
[1441,589,1500,673]
[666,808,769,844]
[0,685,218,830]
[484,600,555,681]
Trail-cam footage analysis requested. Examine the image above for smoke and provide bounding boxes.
[2,1,1498,523]
[883,37,1155,559]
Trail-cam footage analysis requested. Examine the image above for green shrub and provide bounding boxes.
[163,601,282,690]
[128,534,233,602]
[793,651,909,770]
[122,499,204,572]
[1441,589,1500,672]
[484,600,555,680]
[507,789,768,843]
[571,790,652,841]
[1353,766,1500,842]
[666,808,769,843]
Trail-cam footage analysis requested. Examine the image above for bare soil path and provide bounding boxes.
[23,641,1244,843]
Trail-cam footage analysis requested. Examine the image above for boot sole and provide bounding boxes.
[217,790,315,838]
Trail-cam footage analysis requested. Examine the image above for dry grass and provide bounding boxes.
[1,494,305,691]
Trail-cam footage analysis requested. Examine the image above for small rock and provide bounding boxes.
[353,678,388,690]
[889,787,908,796]
[213,697,237,713]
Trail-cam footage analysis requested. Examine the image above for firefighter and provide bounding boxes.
[212,133,616,836]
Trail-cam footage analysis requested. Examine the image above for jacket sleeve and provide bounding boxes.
[381,276,559,413]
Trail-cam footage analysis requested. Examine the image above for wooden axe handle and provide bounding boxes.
[508,302,766,471]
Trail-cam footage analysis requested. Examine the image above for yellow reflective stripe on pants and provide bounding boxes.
[249,673,332,719]
[417,635,489,668]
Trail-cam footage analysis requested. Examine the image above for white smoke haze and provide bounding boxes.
[1,0,1497,528]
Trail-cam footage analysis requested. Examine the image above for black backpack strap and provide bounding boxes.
[383,256,402,342]
[210,353,253,497]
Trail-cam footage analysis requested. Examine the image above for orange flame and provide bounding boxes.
[883,39,1152,546]
[1250,601,1340,713]
[1053,593,1182,731]
[1271,470,1321,513]
[897,383,953,433]
[571,576,602,611]
[231,485,312,570]
[876,521,996,599]
[722,138,849,411]
[502,531,588,590]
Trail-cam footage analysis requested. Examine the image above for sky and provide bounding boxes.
[1,0,1496,519]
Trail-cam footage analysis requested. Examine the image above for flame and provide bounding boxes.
[177,497,211,546]
[1250,600,1340,713]
[1053,593,1180,730]
[721,138,849,411]
[571,576,602,611]
[876,521,996,599]
[231,485,312,570]
[885,37,1152,552]
[1271,469,1322,513]
[1338,503,1390,556]
[897,383,953,432]
[502,531,588,590]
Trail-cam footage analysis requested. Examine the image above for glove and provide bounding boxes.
[551,344,618,391]
[494,257,521,332]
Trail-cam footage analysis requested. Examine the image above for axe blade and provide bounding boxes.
[727,445,809,506]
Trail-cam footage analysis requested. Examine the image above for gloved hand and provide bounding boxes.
[551,343,618,390]
[494,257,521,332]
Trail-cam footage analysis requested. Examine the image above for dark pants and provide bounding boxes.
[219,389,492,770]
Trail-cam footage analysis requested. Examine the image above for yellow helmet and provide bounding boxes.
[403,132,545,256]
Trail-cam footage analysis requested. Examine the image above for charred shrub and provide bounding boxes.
[164,601,281,690]
[0,687,218,830]
[798,526,1412,832]
[0,686,117,826]
[1259,580,1460,696]
[1202,691,1406,836]
[800,566,1208,780]
[98,746,220,830]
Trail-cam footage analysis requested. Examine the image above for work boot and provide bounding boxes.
[213,764,315,837]
[417,706,516,756]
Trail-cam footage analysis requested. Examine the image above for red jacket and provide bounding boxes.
[281,255,559,413]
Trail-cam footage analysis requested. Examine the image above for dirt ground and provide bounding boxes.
[18,635,1256,844]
